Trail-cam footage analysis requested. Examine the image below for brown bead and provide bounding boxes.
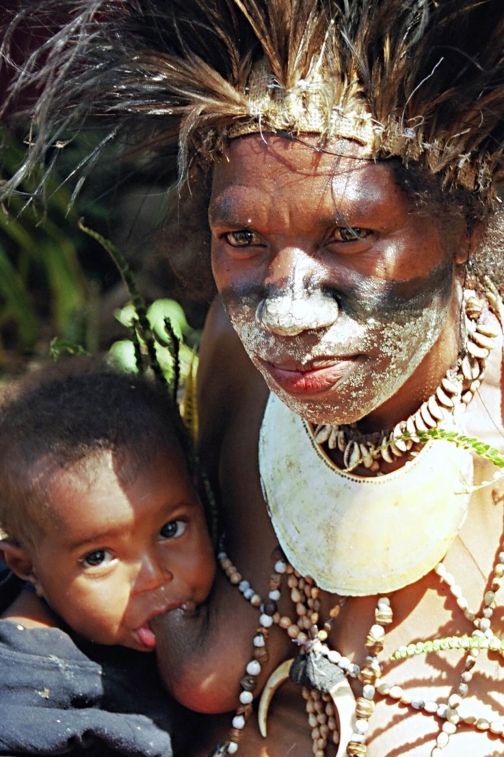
[220,558,232,570]
[359,662,381,685]
[356,697,375,719]
[375,607,393,625]
[298,577,306,590]
[269,572,281,589]
[329,604,341,619]
[301,615,312,631]
[273,612,281,624]
[291,587,302,603]
[317,629,329,641]
[254,647,269,663]
[240,675,257,692]
[287,575,298,589]
[365,640,384,656]
[236,703,253,718]
[279,615,292,629]
[319,724,329,739]
[347,742,367,757]
[296,602,307,616]
[229,571,242,585]
[229,729,242,742]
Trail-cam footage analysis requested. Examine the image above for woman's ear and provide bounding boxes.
[0,539,40,591]
[454,222,485,266]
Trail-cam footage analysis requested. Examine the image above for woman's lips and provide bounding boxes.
[263,358,357,395]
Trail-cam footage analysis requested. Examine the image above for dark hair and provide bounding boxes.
[0,360,196,544]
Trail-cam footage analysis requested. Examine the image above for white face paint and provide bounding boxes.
[210,135,467,429]
[223,272,454,426]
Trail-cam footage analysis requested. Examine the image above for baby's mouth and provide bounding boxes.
[135,623,157,650]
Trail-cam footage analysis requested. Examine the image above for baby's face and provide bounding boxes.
[29,446,215,651]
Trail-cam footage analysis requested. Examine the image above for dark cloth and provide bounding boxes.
[0,566,175,757]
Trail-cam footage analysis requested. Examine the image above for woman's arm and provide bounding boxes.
[153,298,291,714]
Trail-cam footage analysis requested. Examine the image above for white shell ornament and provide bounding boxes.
[259,393,473,596]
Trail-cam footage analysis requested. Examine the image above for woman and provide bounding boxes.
[3,1,504,755]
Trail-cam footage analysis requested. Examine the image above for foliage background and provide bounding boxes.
[0,124,205,386]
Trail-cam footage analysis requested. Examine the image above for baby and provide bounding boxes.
[0,362,215,757]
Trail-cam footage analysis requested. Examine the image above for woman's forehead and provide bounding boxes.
[209,134,408,226]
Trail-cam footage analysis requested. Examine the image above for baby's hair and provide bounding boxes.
[0,359,196,546]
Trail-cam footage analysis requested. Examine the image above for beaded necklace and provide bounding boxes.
[214,538,504,757]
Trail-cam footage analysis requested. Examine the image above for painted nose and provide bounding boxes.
[134,556,172,594]
[256,289,339,336]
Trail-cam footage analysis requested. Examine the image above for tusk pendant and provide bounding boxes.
[258,655,356,756]
[258,658,294,737]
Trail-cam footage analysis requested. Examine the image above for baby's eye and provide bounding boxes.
[223,230,262,247]
[334,226,372,242]
[81,549,114,569]
[159,519,187,540]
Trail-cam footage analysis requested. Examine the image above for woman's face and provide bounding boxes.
[209,135,470,428]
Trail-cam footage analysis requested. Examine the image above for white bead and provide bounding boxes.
[268,589,281,601]
[232,715,245,730]
[328,650,341,664]
[362,684,375,700]
[369,624,385,639]
[239,690,254,705]
[485,590,495,605]
[424,701,438,714]
[349,663,361,678]
[435,563,446,577]
[389,685,403,700]
[246,660,261,676]
[436,732,450,748]
[227,742,238,755]
[490,720,504,735]
[339,656,350,670]
[274,560,287,574]
[437,704,448,719]
[238,580,250,593]
[243,588,254,600]
[354,719,369,734]
[377,597,391,607]
[411,699,425,710]
[259,614,273,628]
[444,572,455,586]
[253,634,265,647]
[350,733,366,743]
[450,584,463,598]
[217,552,226,561]
[479,618,491,632]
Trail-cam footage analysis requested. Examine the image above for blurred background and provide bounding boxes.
[0,122,209,393]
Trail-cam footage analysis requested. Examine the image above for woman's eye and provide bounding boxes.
[335,226,372,242]
[223,230,261,247]
[159,519,187,540]
[81,549,114,569]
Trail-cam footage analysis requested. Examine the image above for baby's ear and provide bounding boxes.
[0,539,36,584]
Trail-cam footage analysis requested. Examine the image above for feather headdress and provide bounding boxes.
[3,0,504,202]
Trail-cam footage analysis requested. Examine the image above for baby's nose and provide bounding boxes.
[134,556,173,594]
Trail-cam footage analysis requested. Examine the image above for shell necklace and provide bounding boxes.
[313,289,495,473]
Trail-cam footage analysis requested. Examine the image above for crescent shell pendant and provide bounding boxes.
[258,658,356,755]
